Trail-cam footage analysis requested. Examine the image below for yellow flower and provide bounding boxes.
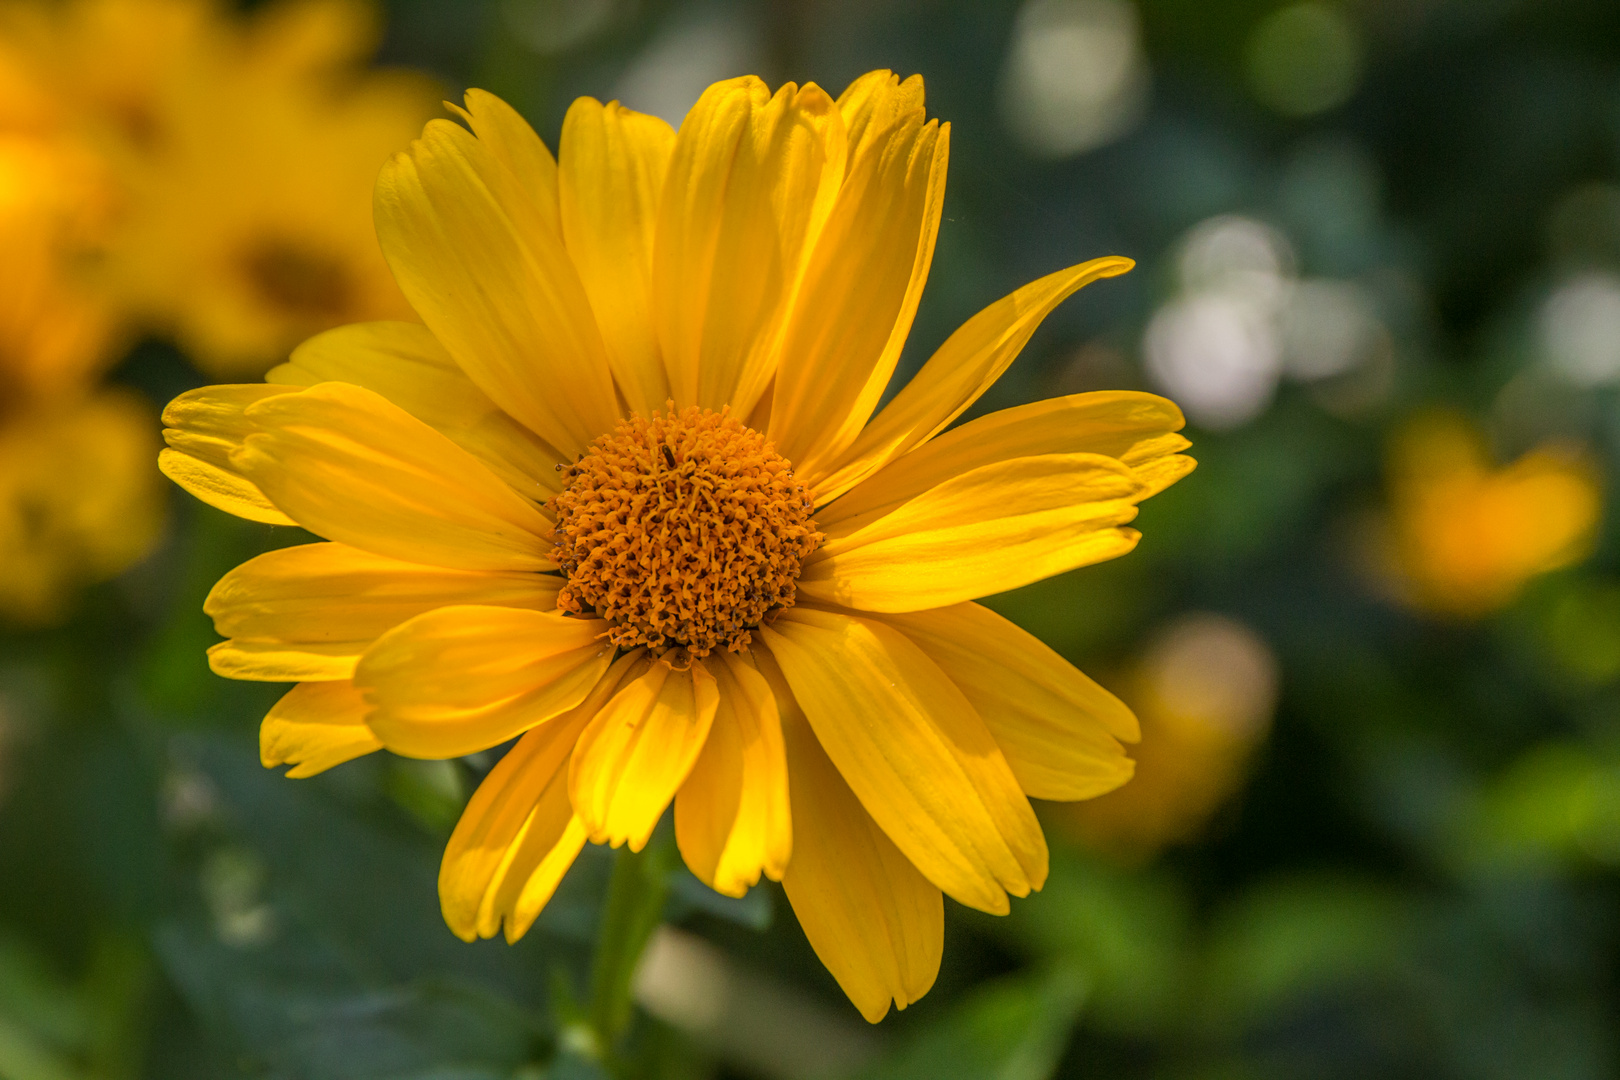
[0,392,162,622]
[1374,413,1601,617]
[159,74,1194,1021]
[0,68,160,623]
[4,0,438,377]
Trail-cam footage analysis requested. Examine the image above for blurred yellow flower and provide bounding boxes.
[1374,413,1601,617]
[3,0,438,377]
[1052,613,1278,860]
[161,73,1195,1020]
[0,393,162,622]
[0,70,160,623]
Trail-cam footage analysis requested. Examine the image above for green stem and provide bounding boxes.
[587,840,670,1054]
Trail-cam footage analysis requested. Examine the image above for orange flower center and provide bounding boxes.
[547,405,822,660]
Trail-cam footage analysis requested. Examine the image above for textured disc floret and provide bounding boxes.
[548,405,822,659]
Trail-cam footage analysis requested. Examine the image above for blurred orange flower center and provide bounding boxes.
[240,239,353,320]
[548,405,822,661]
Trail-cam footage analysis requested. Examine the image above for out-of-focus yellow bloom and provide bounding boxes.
[3,0,438,377]
[1374,413,1601,617]
[0,393,162,622]
[160,74,1195,1020]
[1053,613,1278,860]
[0,77,161,623]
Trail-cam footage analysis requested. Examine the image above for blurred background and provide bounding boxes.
[4,0,1620,1076]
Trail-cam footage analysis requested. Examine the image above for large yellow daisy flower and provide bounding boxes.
[160,72,1193,1021]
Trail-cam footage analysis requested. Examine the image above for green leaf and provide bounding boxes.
[663,868,773,932]
[854,968,1086,1080]
[1000,848,1189,1033]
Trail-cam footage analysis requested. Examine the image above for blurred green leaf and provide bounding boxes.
[385,759,469,836]
[1001,848,1190,1033]
[1463,741,1620,869]
[156,918,546,1080]
[1199,873,1411,1029]
[854,968,1086,1080]
[0,1015,82,1080]
[664,868,772,932]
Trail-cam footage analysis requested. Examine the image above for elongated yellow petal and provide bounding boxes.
[654,77,846,415]
[159,384,297,525]
[770,109,947,480]
[204,541,558,683]
[269,321,566,501]
[489,774,588,944]
[440,708,596,941]
[755,646,941,1022]
[439,650,646,940]
[877,604,1138,801]
[355,605,613,758]
[836,70,928,156]
[458,89,565,238]
[760,608,1046,914]
[375,106,619,456]
[813,257,1135,503]
[819,391,1192,532]
[570,657,720,852]
[233,382,554,572]
[209,638,363,681]
[260,680,382,778]
[560,97,677,416]
[674,652,791,897]
[800,453,1146,612]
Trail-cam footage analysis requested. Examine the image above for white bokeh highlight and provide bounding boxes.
[613,15,763,129]
[1146,214,1388,430]
[999,0,1151,159]
[1538,272,1620,388]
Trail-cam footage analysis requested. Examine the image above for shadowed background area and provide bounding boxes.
[5,0,1620,1077]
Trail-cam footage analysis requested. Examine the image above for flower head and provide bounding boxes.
[1373,412,1601,617]
[161,72,1194,1021]
[7,0,438,376]
[0,51,159,622]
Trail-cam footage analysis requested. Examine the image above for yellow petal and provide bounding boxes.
[560,97,677,416]
[813,257,1135,503]
[570,657,721,852]
[876,604,1138,801]
[204,541,558,683]
[800,453,1147,613]
[159,384,297,525]
[490,782,589,944]
[755,646,941,1022]
[760,608,1047,914]
[439,687,610,941]
[355,605,614,758]
[770,105,947,481]
[458,89,565,238]
[819,391,1193,532]
[209,639,362,682]
[836,70,928,158]
[233,382,554,572]
[439,651,646,941]
[260,680,382,778]
[269,321,566,501]
[374,105,619,456]
[654,78,847,416]
[674,652,791,897]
